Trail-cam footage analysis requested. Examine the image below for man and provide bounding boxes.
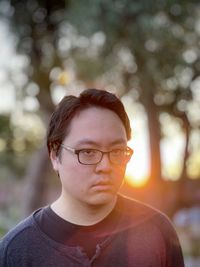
[0,88,184,266]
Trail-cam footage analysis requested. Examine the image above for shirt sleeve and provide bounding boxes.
[155,213,185,267]
[0,238,9,267]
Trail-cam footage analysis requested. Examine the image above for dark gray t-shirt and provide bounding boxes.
[0,195,185,267]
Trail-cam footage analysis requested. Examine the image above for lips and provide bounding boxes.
[92,180,113,191]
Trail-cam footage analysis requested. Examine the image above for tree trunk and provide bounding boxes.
[140,79,162,182]
[22,146,51,216]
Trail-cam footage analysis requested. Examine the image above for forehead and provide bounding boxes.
[64,107,127,146]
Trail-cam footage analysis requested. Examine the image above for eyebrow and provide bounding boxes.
[74,138,127,147]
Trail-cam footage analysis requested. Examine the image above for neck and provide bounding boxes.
[51,194,117,226]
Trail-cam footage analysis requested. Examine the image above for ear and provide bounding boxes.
[50,150,60,171]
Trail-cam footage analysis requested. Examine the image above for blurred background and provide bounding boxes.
[0,0,200,266]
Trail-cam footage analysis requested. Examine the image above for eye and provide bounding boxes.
[111,149,124,156]
[81,149,97,156]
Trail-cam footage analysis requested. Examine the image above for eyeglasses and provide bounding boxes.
[60,144,133,165]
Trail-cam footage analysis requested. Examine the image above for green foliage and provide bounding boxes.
[0,115,13,143]
[0,2,199,253]
[0,115,44,180]
[1,0,199,181]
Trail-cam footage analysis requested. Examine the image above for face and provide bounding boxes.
[51,106,128,208]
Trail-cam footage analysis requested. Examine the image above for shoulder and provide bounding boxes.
[117,194,178,236]
[116,195,185,266]
[1,214,35,244]
[117,194,183,251]
[117,194,162,219]
[0,209,43,265]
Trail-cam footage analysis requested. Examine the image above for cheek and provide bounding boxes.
[115,165,126,176]
[59,162,91,187]
[112,167,126,186]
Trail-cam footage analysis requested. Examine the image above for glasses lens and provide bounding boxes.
[79,149,102,164]
[110,148,132,164]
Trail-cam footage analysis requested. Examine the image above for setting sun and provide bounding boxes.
[125,132,150,188]
[125,149,150,188]
[125,174,149,188]
[125,163,149,188]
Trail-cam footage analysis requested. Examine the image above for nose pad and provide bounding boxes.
[95,153,112,171]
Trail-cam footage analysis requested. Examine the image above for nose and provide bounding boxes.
[95,153,112,172]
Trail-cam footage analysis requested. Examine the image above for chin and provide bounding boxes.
[87,192,117,207]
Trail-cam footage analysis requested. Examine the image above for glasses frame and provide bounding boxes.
[60,144,133,165]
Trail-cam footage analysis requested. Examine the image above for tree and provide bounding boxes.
[65,0,200,212]
[8,0,67,214]
[1,0,200,216]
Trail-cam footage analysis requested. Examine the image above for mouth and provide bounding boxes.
[92,180,114,192]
